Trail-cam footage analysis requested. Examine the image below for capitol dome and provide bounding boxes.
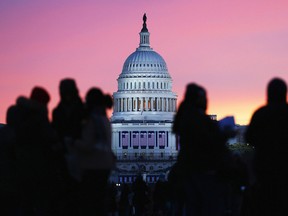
[120,50,170,77]
[111,14,177,122]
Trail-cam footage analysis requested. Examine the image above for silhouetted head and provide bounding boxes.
[6,106,18,126]
[267,78,287,105]
[59,78,79,102]
[85,87,113,114]
[184,83,207,112]
[30,86,50,106]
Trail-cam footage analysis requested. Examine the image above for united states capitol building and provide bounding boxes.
[110,14,178,183]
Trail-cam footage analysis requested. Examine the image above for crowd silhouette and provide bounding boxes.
[0,77,287,216]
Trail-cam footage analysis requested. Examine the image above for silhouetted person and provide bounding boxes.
[132,175,149,216]
[227,153,249,216]
[8,87,58,216]
[73,87,115,216]
[119,183,133,216]
[167,162,185,216]
[0,107,18,215]
[172,83,233,216]
[107,183,118,215]
[52,78,84,215]
[153,179,169,216]
[52,78,84,142]
[245,78,288,216]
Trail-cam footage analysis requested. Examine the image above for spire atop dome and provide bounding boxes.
[139,13,150,48]
[141,13,148,32]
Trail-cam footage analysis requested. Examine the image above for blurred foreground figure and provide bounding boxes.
[53,78,84,142]
[132,175,149,216]
[172,83,233,216]
[245,78,288,216]
[52,78,84,215]
[0,104,18,215]
[8,87,58,215]
[74,87,115,216]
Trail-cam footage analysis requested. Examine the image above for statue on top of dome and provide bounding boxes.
[143,13,147,23]
[141,13,148,32]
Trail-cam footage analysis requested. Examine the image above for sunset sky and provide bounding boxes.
[1,0,288,125]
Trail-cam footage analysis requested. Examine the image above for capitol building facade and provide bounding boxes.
[111,14,178,183]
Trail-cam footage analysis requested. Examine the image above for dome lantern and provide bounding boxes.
[139,13,150,48]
